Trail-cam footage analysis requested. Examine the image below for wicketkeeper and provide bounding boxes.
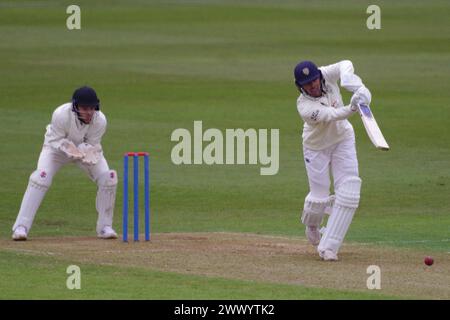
[294,60,371,261]
[12,86,118,240]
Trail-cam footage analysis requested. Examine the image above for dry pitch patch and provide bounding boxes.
[1,232,448,299]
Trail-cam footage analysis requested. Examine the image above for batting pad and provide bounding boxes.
[96,170,118,234]
[13,169,52,231]
[301,194,335,227]
[318,177,361,254]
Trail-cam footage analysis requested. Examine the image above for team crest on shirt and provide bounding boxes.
[311,110,319,121]
[40,171,47,178]
[302,68,309,75]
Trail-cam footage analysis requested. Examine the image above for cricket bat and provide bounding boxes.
[358,104,390,151]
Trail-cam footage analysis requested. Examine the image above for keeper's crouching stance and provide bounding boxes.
[294,60,371,261]
[12,86,118,241]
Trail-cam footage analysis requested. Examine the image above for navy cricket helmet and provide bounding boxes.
[294,61,321,87]
[72,86,100,110]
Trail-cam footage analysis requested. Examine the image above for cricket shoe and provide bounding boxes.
[12,225,28,241]
[319,249,338,261]
[98,226,118,239]
[305,226,321,246]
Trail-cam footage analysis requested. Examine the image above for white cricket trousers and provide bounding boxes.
[303,136,361,255]
[303,136,359,198]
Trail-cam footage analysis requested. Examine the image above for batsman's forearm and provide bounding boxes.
[339,60,364,92]
[301,106,356,124]
[321,106,356,121]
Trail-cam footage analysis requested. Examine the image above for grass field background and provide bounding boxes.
[0,0,449,299]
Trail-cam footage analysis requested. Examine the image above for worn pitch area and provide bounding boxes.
[1,232,448,299]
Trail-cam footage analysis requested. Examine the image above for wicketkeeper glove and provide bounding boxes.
[60,139,84,159]
[77,143,102,165]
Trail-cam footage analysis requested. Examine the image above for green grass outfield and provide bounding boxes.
[0,0,449,299]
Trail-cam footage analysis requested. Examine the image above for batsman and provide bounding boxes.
[12,86,118,241]
[294,60,371,261]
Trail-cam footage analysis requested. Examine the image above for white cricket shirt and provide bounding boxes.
[43,103,107,149]
[296,60,365,150]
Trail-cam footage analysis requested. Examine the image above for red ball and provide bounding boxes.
[424,256,434,266]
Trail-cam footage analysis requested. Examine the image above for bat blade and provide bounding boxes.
[358,104,390,151]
